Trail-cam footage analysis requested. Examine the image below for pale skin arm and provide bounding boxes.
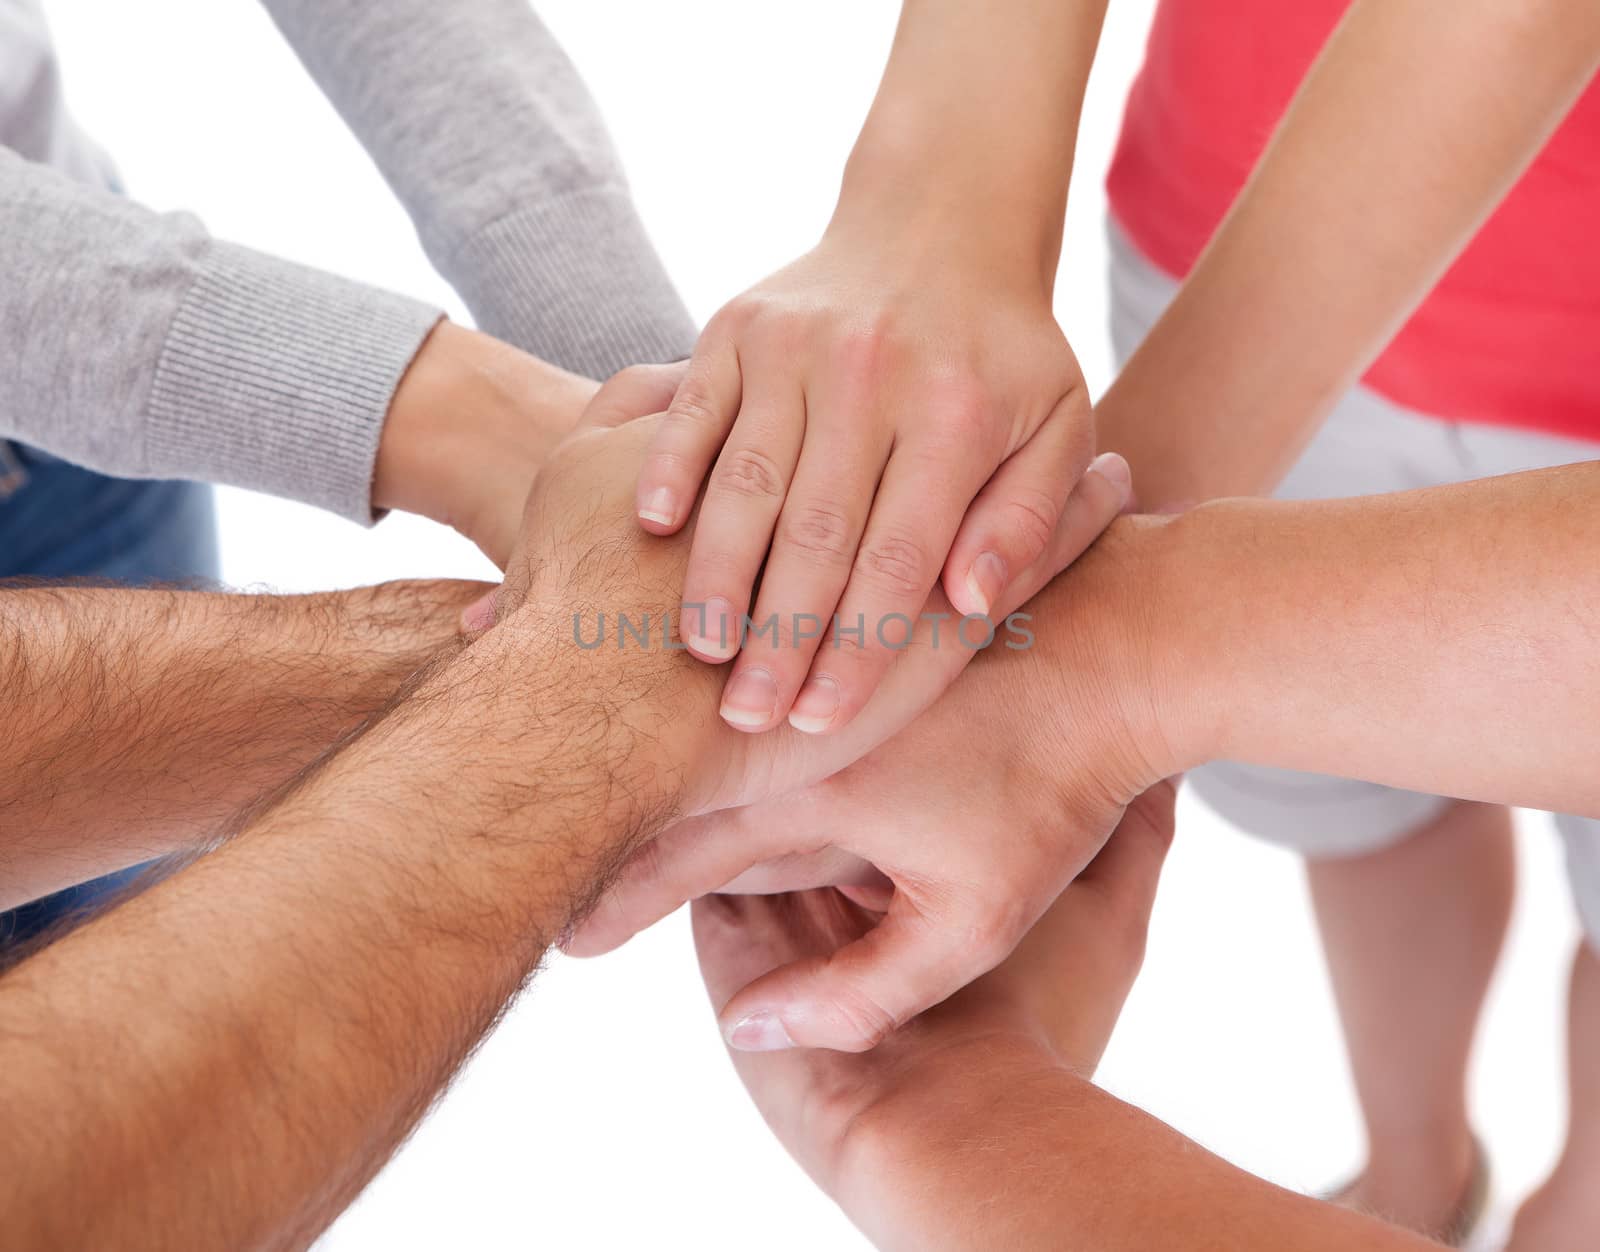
[1099,0,1600,507]
[0,579,484,910]
[1116,461,1600,813]
[694,791,1437,1251]
[637,0,1114,735]
[373,322,681,566]
[579,460,1600,1050]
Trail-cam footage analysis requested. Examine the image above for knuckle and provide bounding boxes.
[824,622,871,660]
[780,501,857,566]
[829,984,899,1051]
[929,379,993,442]
[997,487,1062,556]
[714,446,787,502]
[710,297,761,337]
[965,895,1031,967]
[644,445,708,485]
[836,320,896,380]
[754,306,810,353]
[854,530,932,599]
[667,378,726,433]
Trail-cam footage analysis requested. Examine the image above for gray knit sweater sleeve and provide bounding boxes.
[259,0,698,377]
[0,148,442,521]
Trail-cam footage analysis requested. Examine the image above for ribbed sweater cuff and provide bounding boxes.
[144,241,443,524]
[444,187,698,380]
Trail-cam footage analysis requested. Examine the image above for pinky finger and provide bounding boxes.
[971,449,1133,623]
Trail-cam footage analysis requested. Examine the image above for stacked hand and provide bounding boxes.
[433,322,1141,1058]
[568,521,1177,1052]
[473,375,1131,828]
[632,215,1110,736]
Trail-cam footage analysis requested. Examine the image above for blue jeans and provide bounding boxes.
[0,441,219,948]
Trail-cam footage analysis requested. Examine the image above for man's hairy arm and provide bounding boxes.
[0,580,482,909]
[0,587,706,1250]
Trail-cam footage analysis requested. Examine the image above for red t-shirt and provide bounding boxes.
[1106,0,1600,443]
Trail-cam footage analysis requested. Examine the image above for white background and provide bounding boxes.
[44,2,1581,1247]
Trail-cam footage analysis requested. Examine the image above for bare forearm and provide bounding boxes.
[372,321,596,565]
[836,0,1108,286]
[1072,462,1600,814]
[0,609,676,1249]
[1100,0,1600,508]
[0,580,481,907]
[846,1043,1430,1251]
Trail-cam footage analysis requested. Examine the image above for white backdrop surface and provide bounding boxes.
[40,3,1579,1247]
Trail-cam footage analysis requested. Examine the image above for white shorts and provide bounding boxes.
[1107,218,1600,952]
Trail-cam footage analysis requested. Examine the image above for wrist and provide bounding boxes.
[1033,515,1209,786]
[289,610,695,953]
[332,579,485,670]
[833,126,1068,294]
[833,1031,1074,1232]
[373,321,597,559]
[490,590,724,839]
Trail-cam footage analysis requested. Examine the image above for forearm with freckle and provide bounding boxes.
[0,580,482,908]
[0,610,685,1250]
[844,1046,1433,1251]
[1099,0,1600,509]
[1137,463,1600,813]
[837,0,1109,285]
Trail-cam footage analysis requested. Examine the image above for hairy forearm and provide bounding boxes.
[836,0,1108,286]
[844,1039,1431,1251]
[1099,0,1600,508]
[0,580,482,908]
[1057,462,1600,815]
[0,606,685,1249]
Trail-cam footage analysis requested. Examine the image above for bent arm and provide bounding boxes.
[0,580,480,908]
[1099,0,1600,508]
[259,0,697,376]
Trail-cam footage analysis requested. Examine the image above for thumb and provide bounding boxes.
[459,587,500,636]
[717,886,1039,1053]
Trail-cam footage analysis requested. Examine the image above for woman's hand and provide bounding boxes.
[568,540,1171,1054]
[635,234,1099,737]
[687,784,1176,1215]
[629,0,1123,739]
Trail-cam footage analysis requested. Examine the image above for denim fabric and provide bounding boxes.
[0,441,219,949]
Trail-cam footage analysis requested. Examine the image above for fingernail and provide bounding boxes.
[720,666,779,728]
[788,675,840,734]
[964,551,1007,617]
[687,595,739,660]
[1088,451,1133,502]
[638,486,677,527]
[726,1010,794,1052]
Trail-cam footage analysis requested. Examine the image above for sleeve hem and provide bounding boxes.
[143,241,444,524]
